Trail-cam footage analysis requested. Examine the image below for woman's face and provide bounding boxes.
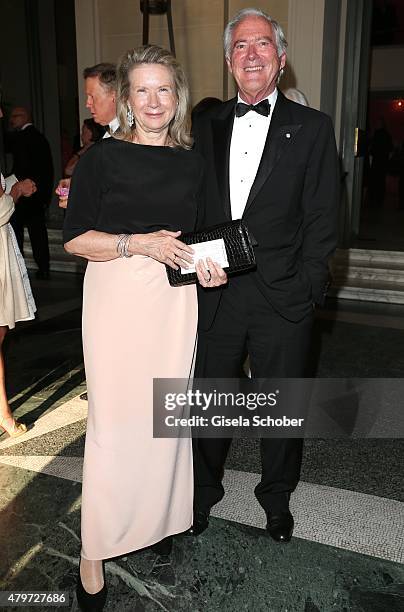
[128,63,177,135]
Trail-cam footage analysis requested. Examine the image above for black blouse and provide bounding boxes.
[63,137,204,244]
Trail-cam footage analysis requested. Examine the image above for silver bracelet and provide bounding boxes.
[116,233,133,258]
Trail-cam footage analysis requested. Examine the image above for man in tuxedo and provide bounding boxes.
[57,63,117,209]
[191,8,339,542]
[8,107,53,279]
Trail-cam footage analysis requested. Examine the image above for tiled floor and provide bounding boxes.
[0,272,403,611]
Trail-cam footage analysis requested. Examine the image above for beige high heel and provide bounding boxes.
[0,416,27,438]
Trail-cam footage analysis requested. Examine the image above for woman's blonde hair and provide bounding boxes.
[115,45,193,149]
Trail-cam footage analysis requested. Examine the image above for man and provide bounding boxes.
[7,107,53,279]
[57,63,117,402]
[191,8,339,542]
[57,63,117,208]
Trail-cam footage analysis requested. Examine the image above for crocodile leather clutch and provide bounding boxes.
[166,219,256,287]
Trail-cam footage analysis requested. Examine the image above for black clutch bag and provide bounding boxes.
[166,219,256,287]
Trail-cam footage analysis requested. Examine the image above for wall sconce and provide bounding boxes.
[140,0,175,56]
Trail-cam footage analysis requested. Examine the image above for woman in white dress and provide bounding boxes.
[0,164,37,437]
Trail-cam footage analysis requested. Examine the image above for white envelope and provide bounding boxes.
[181,238,229,274]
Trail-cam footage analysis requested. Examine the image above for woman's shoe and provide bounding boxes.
[0,416,27,438]
[150,536,173,556]
[76,560,107,612]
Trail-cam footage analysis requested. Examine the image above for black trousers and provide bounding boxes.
[11,203,50,274]
[193,273,313,515]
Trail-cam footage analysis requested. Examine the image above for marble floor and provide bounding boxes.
[0,272,403,612]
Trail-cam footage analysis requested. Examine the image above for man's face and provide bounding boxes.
[226,16,286,105]
[85,77,116,126]
[10,107,29,130]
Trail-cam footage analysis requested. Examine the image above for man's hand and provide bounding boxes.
[10,179,37,202]
[56,178,71,209]
[196,257,228,288]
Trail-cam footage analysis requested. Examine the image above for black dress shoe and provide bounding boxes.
[185,510,210,536]
[76,560,107,612]
[266,510,294,542]
[150,536,173,556]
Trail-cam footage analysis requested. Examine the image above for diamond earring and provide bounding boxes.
[127,106,134,127]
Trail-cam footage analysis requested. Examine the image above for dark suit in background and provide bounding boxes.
[8,124,53,276]
[192,90,339,520]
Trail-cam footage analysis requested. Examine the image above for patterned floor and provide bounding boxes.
[0,272,403,611]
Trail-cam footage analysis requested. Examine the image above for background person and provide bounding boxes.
[282,87,309,106]
[57,63,117,209]
[64,118,106,177]
[0,163,36,437]
[6,106,53,279]
[63,45,226,611]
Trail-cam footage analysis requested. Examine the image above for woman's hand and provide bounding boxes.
[131,230,194,270]
[196,257,228,288]
[56,178,71,209]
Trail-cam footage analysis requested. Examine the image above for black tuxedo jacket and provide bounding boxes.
[7,125,54,209]
[193,91,340,330]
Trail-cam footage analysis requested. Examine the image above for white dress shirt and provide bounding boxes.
[229,88,278,220]
[103,117,119,138]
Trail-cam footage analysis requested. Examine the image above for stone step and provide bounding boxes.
[333,248,404,267]
[332,266,404,282]
[334,259,404,271]
[330,248,404,304]
[329,285,404,304]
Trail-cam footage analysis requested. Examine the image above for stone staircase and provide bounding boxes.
[330,248,404,304]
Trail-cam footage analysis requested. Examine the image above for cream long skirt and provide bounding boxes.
[80,255,197,560]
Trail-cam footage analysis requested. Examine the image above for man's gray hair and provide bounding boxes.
[223,8,288,59]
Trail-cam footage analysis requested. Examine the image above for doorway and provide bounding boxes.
[342,0,404,251]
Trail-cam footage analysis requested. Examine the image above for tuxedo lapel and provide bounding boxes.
[211,100,235,219]
[243,93,302,215]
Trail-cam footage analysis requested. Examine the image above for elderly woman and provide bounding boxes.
[63,45,226,611]
[0,170,36,437]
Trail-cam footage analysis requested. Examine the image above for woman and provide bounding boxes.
[64,119,106,177]
[0,171,36,437]
[63,45,226,611]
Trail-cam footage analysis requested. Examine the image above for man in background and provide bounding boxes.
[7,106,53,279]
[57,63,117,208]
